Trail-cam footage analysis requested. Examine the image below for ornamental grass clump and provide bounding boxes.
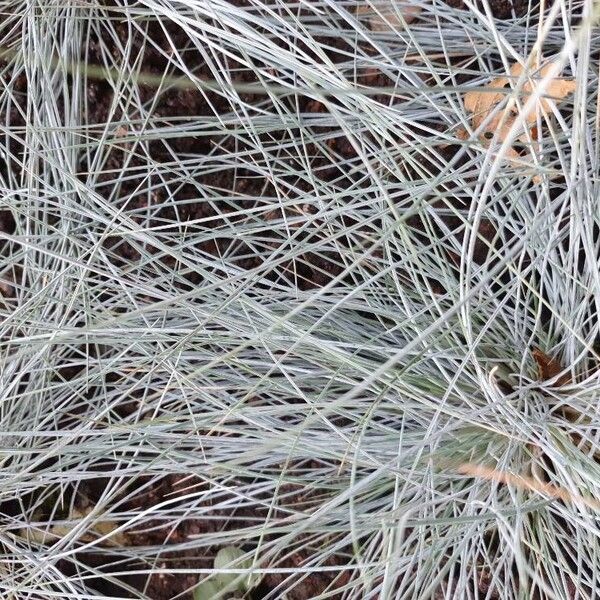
[0,0,599,598]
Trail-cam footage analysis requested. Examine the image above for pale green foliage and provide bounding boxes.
[194,546,261,600]
[0,0,599,599]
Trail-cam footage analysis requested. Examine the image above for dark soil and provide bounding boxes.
[445,0,530,18]
[0,0,538,598]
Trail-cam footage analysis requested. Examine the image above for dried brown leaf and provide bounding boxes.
[454,461,600,510]
[462,61,575,182]
[532,347,572,387]
[464,61,576,135]
[18,507,129,547]
[356,1,422,30]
